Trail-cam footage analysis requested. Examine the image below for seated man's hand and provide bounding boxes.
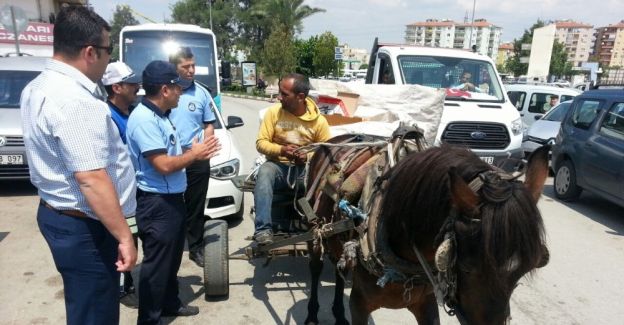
[281,144,302,162]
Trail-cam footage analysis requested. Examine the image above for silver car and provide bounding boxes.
[0,56,47,180]
[522,100,573,157]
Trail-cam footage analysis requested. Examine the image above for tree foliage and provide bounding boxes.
[294,36,317,76]
[550,40,574,78]
[109,5,139,61]
[313,32,339,77]
[261,24,296,78]
[170,0,237,60]
[506,20,545,77]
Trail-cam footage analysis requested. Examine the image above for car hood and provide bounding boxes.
[0,109,23,136]
[440,101,520,125]
[527,120,561,140]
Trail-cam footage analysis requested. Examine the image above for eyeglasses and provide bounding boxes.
[84,44,113,55]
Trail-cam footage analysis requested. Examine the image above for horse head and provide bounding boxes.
[436,145,550,324]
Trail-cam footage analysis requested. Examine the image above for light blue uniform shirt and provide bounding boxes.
[126,98,187,194]
[169,81,216,149]
[20,59,137,219]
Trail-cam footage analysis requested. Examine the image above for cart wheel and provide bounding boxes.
[203,219,229,298]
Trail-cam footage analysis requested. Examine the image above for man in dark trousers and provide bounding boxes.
[168,47,217,267]
[126,60,220,324]
[20,6,137,325]
[102,61,141,307]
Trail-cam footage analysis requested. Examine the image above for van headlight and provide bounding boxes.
[210,159,239,180]
[511,118,523,136]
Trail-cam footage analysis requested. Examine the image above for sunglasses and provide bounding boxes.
[84,44,113,55]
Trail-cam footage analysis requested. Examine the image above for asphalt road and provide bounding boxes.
[1,96,624,324]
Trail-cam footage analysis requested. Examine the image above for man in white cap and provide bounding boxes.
[102,62,141,307]
[102,62,141,144]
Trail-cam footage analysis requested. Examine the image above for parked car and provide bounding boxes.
[203,107,246,219]
[0,56,47,180]
[522,100,572,156]
[551,89,624,207]
[505,84,581,128]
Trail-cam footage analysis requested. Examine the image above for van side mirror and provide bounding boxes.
[226,116,244,129]
[534,114,543,120]
[221,61,231,79]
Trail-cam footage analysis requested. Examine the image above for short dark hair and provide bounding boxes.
[143,83,163,97]
[169,47,194,65]
[282,73,310,96]
[104,84,113,98]
[550,94,559,99]
[53,6,111,58]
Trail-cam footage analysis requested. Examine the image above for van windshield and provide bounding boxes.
[397,55,504,102]
[0,71,41,108]
[122,30,218,98]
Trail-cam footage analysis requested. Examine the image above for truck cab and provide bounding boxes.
[365,39,524,166]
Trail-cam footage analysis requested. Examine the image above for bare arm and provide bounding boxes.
[74,169,136,272]
[203,123,215,137]
[147,135,221,175]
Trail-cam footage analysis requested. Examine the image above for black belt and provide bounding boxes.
[40,200,88,218]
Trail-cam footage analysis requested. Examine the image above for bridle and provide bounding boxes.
[410,169,521,324]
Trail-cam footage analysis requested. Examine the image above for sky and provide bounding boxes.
[90,0,624,50]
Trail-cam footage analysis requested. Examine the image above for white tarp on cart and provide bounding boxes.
[309,79,445,145]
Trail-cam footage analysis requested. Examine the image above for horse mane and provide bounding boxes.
[380,144,546,288]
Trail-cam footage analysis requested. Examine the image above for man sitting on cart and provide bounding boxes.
[253,73,331,244]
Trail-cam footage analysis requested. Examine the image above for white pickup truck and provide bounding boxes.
[365,39,524,166]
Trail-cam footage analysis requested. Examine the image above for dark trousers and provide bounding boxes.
[136,190,186,325]
[37,203,119,325]
[184,159,210,254]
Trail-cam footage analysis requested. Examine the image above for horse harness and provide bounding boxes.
[300,127,523,320]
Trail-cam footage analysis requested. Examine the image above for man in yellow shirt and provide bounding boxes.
[254,73,331,244]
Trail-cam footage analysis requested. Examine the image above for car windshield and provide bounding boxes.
[122,30,218,98]
[397,55,504,102]
[543,101,572,122]
[0,70,41,108]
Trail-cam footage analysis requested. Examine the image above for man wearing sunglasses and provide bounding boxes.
[20,6,137,325]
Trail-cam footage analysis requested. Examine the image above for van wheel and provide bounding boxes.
[554,160,582,201]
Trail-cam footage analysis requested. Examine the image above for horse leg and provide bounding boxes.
[332,267,349,325]
[305,242,323,325]
[348,273,376,325]
[406,291,440,325]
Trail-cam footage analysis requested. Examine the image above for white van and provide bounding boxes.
[505,84,581,128]
[365,39,524,166]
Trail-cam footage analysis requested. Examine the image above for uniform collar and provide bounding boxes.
[107,100,133,117]
[141,98,171,117]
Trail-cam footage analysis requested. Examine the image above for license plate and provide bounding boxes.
[0,154,24,165]
[480,156,494,164]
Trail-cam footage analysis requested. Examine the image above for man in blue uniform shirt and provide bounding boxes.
[102,61,141,307]
[126,60,220,324]
[102,61,141,144]
[168,47,217,267]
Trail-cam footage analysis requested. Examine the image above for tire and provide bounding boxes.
[554,160,582,201]
[203,219,229,298]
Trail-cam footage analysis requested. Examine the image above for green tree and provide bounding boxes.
[294,36,317,76]
[359,63,368,69]
[506,20,545,76]
[313,32,339,77]
[171,0,238,60]
[261,24,296,78]
[250,0,325,36]
[109,5,140,61]
[549,40,574,78]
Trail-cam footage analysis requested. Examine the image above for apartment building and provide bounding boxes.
[340,44,369,70]
[404,18,502,60]
[496,42,514,67]
[554,19,593,68]
[594,21,624,67]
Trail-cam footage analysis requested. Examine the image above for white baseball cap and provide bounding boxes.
[102,61,141,86]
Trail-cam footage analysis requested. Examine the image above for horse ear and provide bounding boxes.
[448,167,480,217]
[524,145,550,203]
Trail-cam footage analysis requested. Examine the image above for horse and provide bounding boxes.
[302,132,550,325]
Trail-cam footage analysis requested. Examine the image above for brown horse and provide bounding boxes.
[303,136,550,325]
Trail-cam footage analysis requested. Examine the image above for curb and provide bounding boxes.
[222,92,275,103]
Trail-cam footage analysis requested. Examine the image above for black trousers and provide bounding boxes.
[184,159,211,254]
[136,190,186,325]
